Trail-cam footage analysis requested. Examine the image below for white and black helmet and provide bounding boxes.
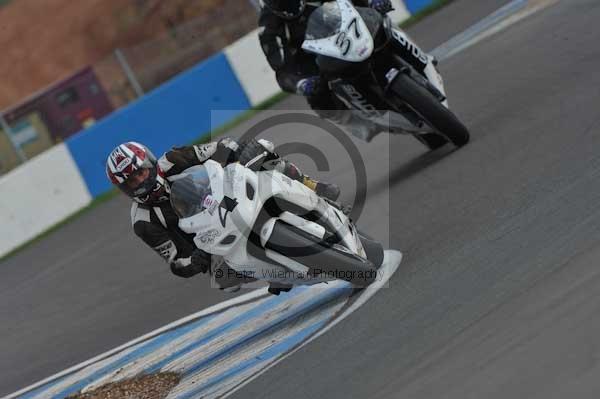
[106,142,168,204]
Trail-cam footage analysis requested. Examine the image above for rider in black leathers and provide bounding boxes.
[106,138,340,292]
[259,0,431,141]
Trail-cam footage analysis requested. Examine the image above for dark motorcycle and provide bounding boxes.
[302,0,470,149]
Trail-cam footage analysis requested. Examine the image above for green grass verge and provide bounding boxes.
[1,0,454,262]
[399,0,456,29]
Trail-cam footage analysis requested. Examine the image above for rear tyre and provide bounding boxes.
[266,221,378,287]
[391,73,470,147]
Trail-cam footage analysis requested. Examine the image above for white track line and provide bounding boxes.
[431,0,560,61]
[219,2,564,394]
[5,1,562,397]
[223,250,403,398]
[3,289,270,399]
[166,298,349,398]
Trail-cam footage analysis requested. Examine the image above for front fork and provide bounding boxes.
[387,24,449,107]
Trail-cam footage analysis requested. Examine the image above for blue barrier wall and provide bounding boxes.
[404,0,435,14]
[66,52,251,198]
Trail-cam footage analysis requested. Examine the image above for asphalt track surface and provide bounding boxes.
[2,0,599,397]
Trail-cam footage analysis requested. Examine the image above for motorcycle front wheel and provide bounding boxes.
[265,221,378,287]
[391,73,470,147]
[413,132,450,150]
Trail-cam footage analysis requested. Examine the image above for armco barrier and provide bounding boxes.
[0,143,92,256]
[66,52,250,198]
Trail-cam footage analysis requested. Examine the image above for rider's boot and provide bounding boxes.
[324,197,352,215]
[302,176,340,202]
[303,176,350,215]
[345,118,383,143]
[316,107,383,143]
[268,282,293,295]
[268,158,341,202]
[334,110,384,143]
[221,285,242,293]
[213,261,255,293]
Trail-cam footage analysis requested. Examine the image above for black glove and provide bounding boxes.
[167,146,198,165]
[212,137,240,165]
[164,146,203,175]
[191,249,211,273]
[296,76,323,97]
[238,139,278,170]
[170,249,211,278]
[369,0,394,14]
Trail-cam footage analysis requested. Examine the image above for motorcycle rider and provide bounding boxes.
[106,138,341,290]
[259,0,432,142]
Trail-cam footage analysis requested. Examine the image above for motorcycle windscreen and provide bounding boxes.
[357,7,384,38]
[170,166,213,219]
[302,0,375,62]
[305,2,342,40]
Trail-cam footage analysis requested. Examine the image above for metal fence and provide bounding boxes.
[0,0,258,174]
[96,0,258,109]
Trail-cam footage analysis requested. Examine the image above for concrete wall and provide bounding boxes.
[224,29,280,107]
[0,144,92,256]
[66,52,251,198]
[1,51,251,257]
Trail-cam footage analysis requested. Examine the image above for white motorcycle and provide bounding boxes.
[302,0,470,149]
[170,160,386,289]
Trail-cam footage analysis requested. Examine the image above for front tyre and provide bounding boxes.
[265,221,378,287]
[413,132,449,150]
[391,73,470,147]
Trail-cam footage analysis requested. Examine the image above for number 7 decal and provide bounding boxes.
[348,17,361,38]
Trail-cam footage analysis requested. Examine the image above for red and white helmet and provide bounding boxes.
[106,142,168,204]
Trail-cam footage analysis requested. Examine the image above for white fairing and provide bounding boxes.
[388,27,448,107]
[177,160,367,285]
[301,0,451,126]
[301,0,374,62]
